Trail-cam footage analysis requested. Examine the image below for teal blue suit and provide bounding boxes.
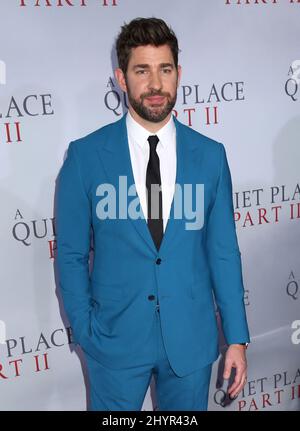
[56,113,250,410]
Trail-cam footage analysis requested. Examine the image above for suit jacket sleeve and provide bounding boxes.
[206,142,250,345]
[55,141,93,346]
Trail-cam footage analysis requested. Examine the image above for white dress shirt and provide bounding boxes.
[126,110,177,233]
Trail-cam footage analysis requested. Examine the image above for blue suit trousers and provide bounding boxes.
[84,306,212,411]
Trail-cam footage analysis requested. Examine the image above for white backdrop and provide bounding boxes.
[0,0,299,411]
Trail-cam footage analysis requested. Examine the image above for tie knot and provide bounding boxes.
[147,135,159,150]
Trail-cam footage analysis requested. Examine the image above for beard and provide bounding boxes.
[126,80,177,123]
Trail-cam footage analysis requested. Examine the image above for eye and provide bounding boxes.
[162,68,172,74]
[136,69,147,75]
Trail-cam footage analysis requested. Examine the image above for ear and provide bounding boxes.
[115,68,127,93]
[177,64,182,88]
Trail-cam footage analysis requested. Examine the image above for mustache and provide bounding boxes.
[141,91,170,100]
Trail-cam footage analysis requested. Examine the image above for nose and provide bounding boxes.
[148,70,162,91]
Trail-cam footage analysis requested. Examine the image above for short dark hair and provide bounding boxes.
[116,17,179,74]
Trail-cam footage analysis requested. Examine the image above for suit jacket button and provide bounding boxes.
[148,295,155,301]
[156,258,162,265]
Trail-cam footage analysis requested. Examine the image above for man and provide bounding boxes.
[56,17,250,411]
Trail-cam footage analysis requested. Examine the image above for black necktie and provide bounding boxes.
[146,135,163,251]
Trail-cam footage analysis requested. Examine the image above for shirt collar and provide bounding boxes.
[126,110,175,150]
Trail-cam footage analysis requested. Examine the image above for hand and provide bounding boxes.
[223,344,247,399]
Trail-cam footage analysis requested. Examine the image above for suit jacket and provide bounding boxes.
[56,113,250,377]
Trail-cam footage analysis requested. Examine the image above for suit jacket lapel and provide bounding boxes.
[158,116,198,255]
[96,114,157,253]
